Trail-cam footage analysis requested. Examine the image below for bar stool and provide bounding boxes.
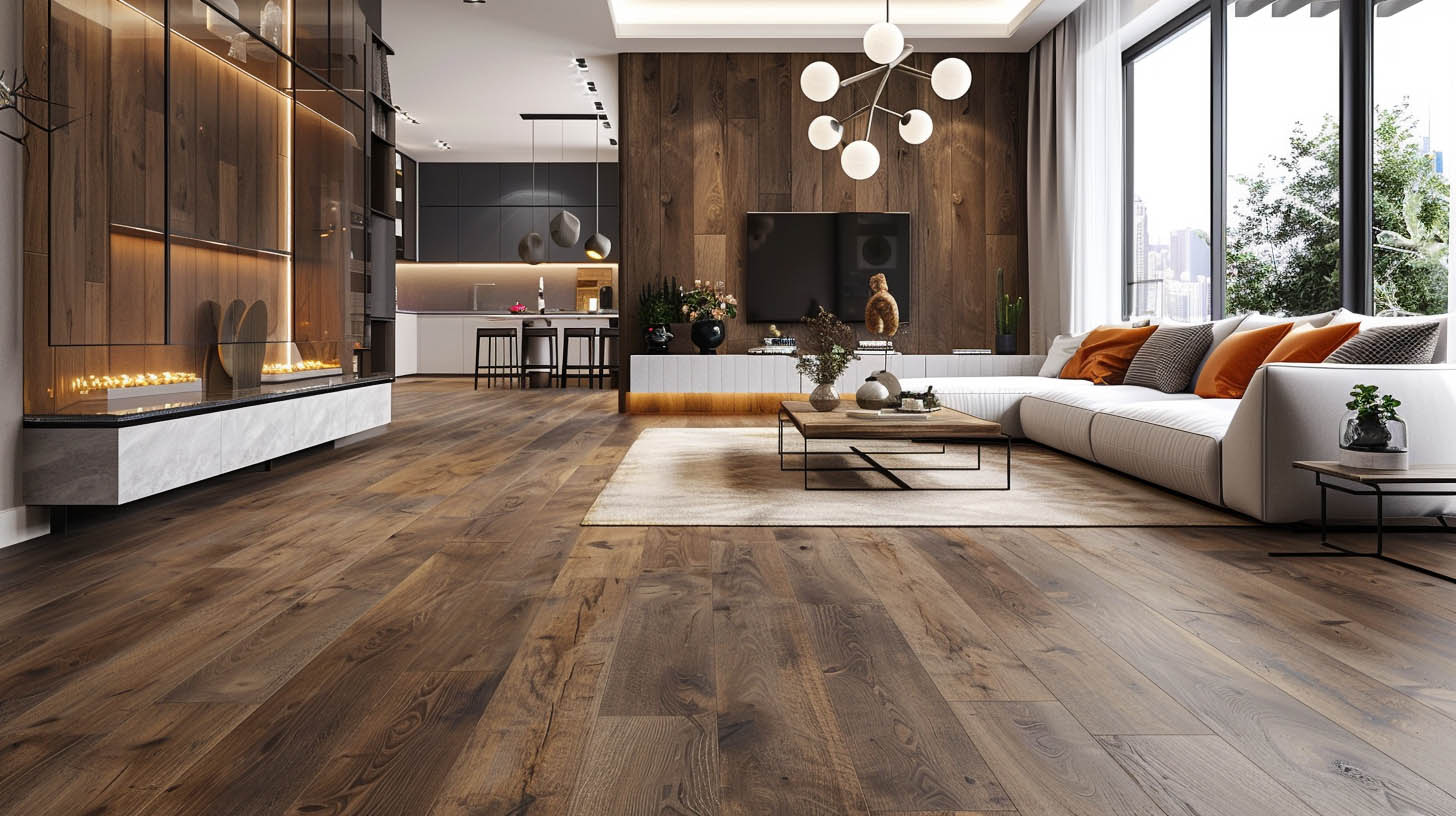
[560,326,597,388]
[594,327,620,389]
[520,323,558,388]
[474,326,520,390]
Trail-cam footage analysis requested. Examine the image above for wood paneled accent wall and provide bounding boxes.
[618,51,1030,399]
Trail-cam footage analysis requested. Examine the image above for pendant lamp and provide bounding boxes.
[518,122,546,264]
[549,121,581,248]
[584,121,612,260]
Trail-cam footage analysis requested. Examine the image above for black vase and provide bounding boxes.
[690,319,726,354]
[995,333,1017,355]
[644,324,673,354]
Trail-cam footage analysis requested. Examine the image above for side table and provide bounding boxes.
[1271,461,1456,584]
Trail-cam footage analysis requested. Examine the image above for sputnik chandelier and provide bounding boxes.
[799,1,972,180]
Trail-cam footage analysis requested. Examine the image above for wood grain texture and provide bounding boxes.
[3,380,1455,814]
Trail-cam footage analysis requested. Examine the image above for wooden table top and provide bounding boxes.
[780,400,1003,440]
[1294,461,1456,484]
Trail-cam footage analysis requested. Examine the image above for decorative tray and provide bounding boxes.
[892,406,942,414]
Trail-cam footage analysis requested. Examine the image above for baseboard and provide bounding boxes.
[626,392,807,414]
[0,505,51,549]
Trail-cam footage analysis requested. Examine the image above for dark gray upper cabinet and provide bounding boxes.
[499,163,549,206]
[457,164,501,206]
[419,164,459,207]
[418,206,459,261]
[498,207,550,261]
[458,207,501,262]
[599,162,619,206]
[548,163,594,207]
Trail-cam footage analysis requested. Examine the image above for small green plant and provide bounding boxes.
[994,268,1025,335]
[638,277,681,325]
[794,307,859,385]
[1346,384,1401,423]
[680,279,739,322]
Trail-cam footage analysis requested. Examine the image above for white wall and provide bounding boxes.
[1,0,48,546]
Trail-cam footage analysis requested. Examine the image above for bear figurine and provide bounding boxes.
[864,273,900,337]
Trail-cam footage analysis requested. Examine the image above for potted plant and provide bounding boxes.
[994,268,1024,355]
[794,307,860,411]
[638,278,678,354]
[1339,384,1409,469]
[681,279,738,354]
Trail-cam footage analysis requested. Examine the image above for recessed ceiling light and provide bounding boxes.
[433,139,452,150]
[463,0,486,4]
[609,138,617,146]
[574,58,588,71]
[594,101,604,110]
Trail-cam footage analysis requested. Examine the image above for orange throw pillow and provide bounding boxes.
[1059,325,1159,385]
[1194,323,1293,399]
[1263,321,1360,364]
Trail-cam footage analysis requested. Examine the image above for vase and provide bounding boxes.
[809,383,840,412]
[995,333,1017,355]
[1338,410,1409,470]
[856,377,891,409]
[691,319,726,354]
[644,324,673,354]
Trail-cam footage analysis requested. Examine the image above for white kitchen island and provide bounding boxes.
[396,310,617,377]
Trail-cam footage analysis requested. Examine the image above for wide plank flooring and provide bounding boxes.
[1,378,1454,815]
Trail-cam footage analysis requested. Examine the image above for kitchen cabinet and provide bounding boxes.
[419,163,459,206]
[418,206,459,261]
[458,207,501,262]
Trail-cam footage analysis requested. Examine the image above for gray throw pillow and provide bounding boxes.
[1124,323,1215,393]
[1325,323,1440,365]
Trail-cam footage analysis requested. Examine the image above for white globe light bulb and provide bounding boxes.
[863,21,904,65]
[841,140,880,180]
[800,60,840,103]
[898,109,933,145]
[931,57,972,100]
[807,115,843,151]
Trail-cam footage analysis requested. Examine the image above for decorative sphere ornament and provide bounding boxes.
[808,115,843,151]
[863,21,905,65]
[800,60,840,102]
[840,139,880,180]
[931,57,972,100]
[856,376,892,410]
[898,109,933,145]
[517,232,546,264]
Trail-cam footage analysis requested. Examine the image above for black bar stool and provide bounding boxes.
[560,326,597,388]
[520,323,558,388]
[474,326,520,390]
[595,327,620,389]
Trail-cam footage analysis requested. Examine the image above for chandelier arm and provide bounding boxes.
[840,64,889,88]
[873,103,904,120]
[897,64,933,80]
[863,51,901,140]
[839,102,873,124]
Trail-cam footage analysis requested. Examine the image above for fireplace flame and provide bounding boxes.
[263,360,337,374]
[72,372,200,393]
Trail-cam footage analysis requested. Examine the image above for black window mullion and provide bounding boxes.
[1211,0,1227,319]
[1339,0,1375,312]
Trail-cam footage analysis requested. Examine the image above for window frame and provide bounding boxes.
[1122,0,1382,319]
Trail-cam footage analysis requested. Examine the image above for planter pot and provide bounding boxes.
[644,324,673,354]
[691,319,726,354]
[809,383,840,412]
[856,377,891,409]
[995,333,1017,355]
[1338,411,1410,470]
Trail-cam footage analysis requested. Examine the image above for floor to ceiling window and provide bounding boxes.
[1123,0,1449,320]
[1372,0,1451,316]
[1224,2,1341,317]
[1125,12,1213,322]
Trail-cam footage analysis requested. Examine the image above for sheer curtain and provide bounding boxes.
[1028,0,1124,351]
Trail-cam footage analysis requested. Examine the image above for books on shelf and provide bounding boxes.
[847,409,931,421]
[952,348,993,355]
[747,346,796,355]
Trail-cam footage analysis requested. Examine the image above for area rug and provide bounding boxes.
[582,428,1252,527]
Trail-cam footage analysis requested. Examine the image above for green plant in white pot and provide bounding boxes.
[1339,384,1409,470]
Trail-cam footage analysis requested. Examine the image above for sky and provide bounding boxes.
[1131,0,1454,244]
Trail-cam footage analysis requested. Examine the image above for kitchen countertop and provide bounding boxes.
[399,310,618,317]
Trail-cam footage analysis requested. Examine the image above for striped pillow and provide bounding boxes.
[1325,323,1440,365]
[1124,323,1215,393]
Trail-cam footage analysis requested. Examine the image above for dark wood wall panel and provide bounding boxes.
[619,51,1030,402]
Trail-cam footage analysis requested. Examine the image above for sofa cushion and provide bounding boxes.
[1187,314,1248,387]
[1125,323,1213,393]
[1264,321,1360,364]
[1020,385,1199,459]
[1038,332,1089,377]
[895,376,1094,437]
[1089,399,1240,504]
[1325,322,1441,365]
[1195,323,1292,399]
[1060,326,1159,384]
[1328,308,1449,363]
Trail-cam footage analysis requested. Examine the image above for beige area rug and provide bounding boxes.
[582,427,1252,527]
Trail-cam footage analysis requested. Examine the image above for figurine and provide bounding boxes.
[864,273,900,337]
[509,301,527,314]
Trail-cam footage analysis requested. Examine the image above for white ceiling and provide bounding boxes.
[384,0,1084,163]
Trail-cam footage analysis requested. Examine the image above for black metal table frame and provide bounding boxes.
[1270,471,1456,584]
[777,409,1012,491]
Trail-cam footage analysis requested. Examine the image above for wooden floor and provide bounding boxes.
[2,379,1455,816]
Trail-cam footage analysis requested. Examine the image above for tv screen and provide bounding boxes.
[745,212,910,323]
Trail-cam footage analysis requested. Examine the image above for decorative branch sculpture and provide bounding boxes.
[0,70,74,148]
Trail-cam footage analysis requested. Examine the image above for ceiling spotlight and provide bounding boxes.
[574,57,588,70]
[609,138,617,146]
[594,101,604,110]
[433,139,451,150]
[462,0,486,4]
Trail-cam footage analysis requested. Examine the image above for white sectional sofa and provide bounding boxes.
[900,316,1456,524]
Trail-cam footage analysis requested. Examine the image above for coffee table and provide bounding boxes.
[777,400,1010,490]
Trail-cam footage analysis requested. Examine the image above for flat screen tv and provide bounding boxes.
[745,212,910,324]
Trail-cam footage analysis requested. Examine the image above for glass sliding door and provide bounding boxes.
[1373,0,1451,316]
[1126,12,1213,323]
